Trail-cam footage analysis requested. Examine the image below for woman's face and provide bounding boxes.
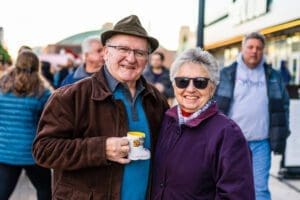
[173,62,215,113]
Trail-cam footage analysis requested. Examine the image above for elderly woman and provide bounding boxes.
[151,48,255,200]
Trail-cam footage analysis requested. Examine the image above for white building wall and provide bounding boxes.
[204,0,300,45]
[0,27,3,44]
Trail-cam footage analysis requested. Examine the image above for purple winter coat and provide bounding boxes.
[151,102,255,200]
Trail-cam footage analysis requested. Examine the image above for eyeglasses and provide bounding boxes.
[174,77,210,89]
[107,45,149,59]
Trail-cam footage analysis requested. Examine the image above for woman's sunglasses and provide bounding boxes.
[174,77,210,89]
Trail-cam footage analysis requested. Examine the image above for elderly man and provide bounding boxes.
[215,32,290,200]
[32,15,169,200]
[60,36,104,86]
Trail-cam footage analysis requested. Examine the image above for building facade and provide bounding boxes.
[42,23,176,68]
[203,0,300,85]
[0,27,3,44]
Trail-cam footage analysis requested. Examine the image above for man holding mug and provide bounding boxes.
[33,15,169,200]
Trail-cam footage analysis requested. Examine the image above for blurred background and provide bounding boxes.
[1,0,300,199]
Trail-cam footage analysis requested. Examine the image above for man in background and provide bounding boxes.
[215,32,290,200]
[60,36,104,86]
[143,51,174,105]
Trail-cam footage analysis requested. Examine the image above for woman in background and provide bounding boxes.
[151,48,255,200]
[0,50,52,200]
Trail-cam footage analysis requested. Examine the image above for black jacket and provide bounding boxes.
[214,62,290,154]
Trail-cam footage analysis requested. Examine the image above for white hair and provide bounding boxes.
[170,48,220,85]
[81,36,101,54]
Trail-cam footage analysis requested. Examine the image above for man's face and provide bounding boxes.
[86,41,104,67]
[241,38,264,69]
[104,34,149,84]
[150,54,163,68]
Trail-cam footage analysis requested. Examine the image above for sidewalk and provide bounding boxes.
[9,155,300,200]
[270,154,300,199]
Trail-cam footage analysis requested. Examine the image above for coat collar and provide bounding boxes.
[166,102,218,128]
[226,61,272,80]
[90,67,157,101]
[73,64,91,79]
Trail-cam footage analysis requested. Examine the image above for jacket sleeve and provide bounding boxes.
[214,123,255,200]
[32,89,110,170]
[214,68,232,115]
[280,74,290,135]
[160,68,174,99]
[162,77,174,99]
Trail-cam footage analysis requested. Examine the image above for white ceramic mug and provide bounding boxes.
[127,131,150,160]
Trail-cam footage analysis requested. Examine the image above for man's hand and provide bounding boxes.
[106,137,130,164]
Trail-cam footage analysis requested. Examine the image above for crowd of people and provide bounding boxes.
[0,15,290,200]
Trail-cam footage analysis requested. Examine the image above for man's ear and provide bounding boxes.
[103,46,109,62]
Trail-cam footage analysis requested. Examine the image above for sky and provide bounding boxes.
[0,0,199,58]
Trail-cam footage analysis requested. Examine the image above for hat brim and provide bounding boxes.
[101,30,159,53]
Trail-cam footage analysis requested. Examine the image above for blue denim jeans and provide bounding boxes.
[0,163,51,200]
[248,139,271,200]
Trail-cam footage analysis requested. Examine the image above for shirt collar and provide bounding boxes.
[177,100,214,125]
[103,65,120,92]
[165,101,218,127]
[103,65,145,94]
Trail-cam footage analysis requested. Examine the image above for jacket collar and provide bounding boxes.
[166,102,218,128]
[90,67,157,101]
[226,61,271,81]
[73,64,91,79]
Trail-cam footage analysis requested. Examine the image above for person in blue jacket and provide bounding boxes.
[215,32,290,200]
[60,36,104,87]
[0,50,52,200]
[143,51,174,105]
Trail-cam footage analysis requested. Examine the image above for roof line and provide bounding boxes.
[204,18,300,50]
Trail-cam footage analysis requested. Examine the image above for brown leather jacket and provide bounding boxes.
[32,67,169,200]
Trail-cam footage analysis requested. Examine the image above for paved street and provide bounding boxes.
[269,154,300,199]
[9,155,300,200]
[9,156,300,200]
[10,171,36,200]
